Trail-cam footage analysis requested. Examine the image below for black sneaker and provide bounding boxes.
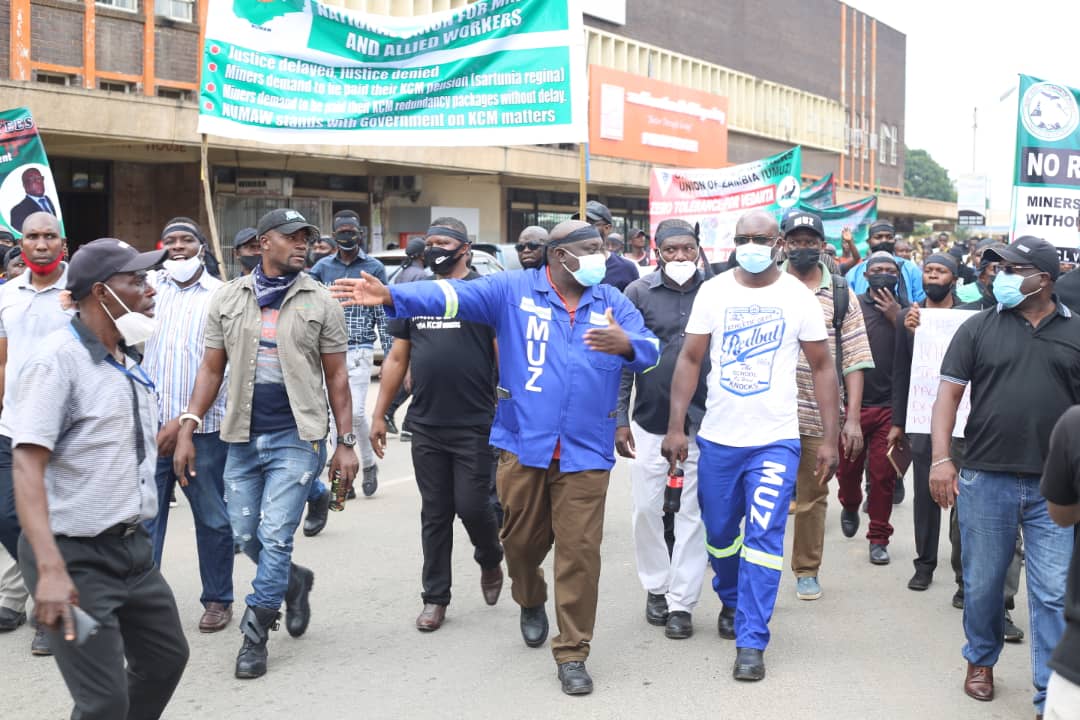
[557,661,593,695]
[361,465,379,497]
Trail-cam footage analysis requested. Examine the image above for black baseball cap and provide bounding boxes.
[0,230,14,244]
[256,208,318,239]
[571,200,614,226]
[233,227,258,248]
[782,210,825,239]
[984,236,1061,280]
[67,238,167,300]
[405,237,426,257]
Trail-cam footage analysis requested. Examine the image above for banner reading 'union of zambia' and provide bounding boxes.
[197,0,587,146]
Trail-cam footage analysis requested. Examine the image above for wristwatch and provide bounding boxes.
[337,433,357,447]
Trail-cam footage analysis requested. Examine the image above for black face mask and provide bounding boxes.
[334,231,359,251]
[924,282,953,302]
[870,242,896,255]
[239,255,261,272]
[308,250,332,266]
[424,244,464,275]
[787,248,821,272]
[867,273,898,295]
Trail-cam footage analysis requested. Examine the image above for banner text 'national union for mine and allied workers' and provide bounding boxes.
[197,0,587,146]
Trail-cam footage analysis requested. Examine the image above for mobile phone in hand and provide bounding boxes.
[69,605,100,646]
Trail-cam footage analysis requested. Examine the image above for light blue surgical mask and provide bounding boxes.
[561,250,606,287]
[735,242,775,274]
[992,270,1042,308]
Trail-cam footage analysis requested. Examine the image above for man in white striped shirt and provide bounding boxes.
[142,218,235,633]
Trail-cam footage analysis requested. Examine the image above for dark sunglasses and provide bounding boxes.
[515,242,544,252]
[733,235,776,246]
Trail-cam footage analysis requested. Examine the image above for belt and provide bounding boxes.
[99,522,141,537]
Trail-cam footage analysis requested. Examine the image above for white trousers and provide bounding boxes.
[1046,671,1080,720]
[330,347,376,468]
[0,550,28,612]
[629,421,706,613]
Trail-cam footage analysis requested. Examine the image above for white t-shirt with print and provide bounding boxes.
[686,270,828,447]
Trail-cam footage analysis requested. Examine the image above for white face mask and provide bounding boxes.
[162,252,203,283]
[662,260,697,285]
[101,285,158,345]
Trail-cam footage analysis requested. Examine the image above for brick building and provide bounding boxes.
[1,0,949,264]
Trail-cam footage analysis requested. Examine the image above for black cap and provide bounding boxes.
[256,208,318,239]
[984,236,1062,280]
[67,238,167,300]
[571,200,613,225]
[0,230,14,243]
[405,237,426,257]
[233,227,258,248]
[4,246,22,268]
[332,216,364,232]
[782,210,825,239]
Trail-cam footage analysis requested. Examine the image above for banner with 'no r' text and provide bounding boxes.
[197,0,587,146]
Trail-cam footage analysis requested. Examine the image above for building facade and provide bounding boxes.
[1,0,947,265]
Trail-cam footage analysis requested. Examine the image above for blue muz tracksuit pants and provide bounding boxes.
[697,436,800,651]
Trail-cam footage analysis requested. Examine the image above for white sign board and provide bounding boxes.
[582,0,625,24]
[431,206,480,241]
[905,309,976,437]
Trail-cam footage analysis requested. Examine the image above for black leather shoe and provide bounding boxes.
[717,606,736,640]
[908,571,932,591]
[665,611,693,639]
[284,564,314,637]
[893,477,906,505]
[733,647,765,681]
[645,593,669,626]
[952,586,965,609]
[841,509,860,538]
[869,543,890,565]
[0,607,27,632]
[557,661,593,695]
[384,414,399,435]
[520,605,548,648]
[302,490,331,537]
[1004,611,1024,643]
[235,606,280,679]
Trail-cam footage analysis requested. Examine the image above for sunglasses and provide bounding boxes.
[998,263,1042,275]
[515,242,544,252]
[733,235,776,246]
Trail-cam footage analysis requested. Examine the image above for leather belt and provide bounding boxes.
[99,522,140,537]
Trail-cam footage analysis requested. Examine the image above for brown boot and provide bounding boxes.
[963,662,994,701]
[416,604,446,632]
[480,565,504,606]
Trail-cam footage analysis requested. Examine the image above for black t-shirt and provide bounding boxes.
[1040,404,1080,686]
[940,304,1080,474]
[857,295,900,407]
[388,271,496,428]
[1056,269,1080,315]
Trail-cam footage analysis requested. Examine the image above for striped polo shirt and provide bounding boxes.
[143,268,226,434]
[12,318,158,537]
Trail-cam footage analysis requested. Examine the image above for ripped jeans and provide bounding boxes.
[225,427,327,611]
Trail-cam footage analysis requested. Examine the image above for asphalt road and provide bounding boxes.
[2,386,1038,719]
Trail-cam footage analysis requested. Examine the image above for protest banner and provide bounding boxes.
[0,107,64,238]
[793,195,877,254]
[905,308,976,437]
[649,147,802,261]
[801,173,835,209]
[1010,74,1080,246]
[198,0,587,147]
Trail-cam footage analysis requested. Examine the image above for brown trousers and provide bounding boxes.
[790,434,828,577]
[495,451,610,664]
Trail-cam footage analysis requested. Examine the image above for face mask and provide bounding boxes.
[424,245,464,275]
[661,260,697,285]
[162,252,203,283]
[734,243,774,274]
[308,251,332,266]
[101,285,158,345]
[334,231,359,252]
[993,271,1042,308]
[867,273,898,295]
[870,242,896,255]
[22,252,63,276]
[924,282,953,302]
[239,255,261,273]
[787,248,821,272]
[561,250,607,287]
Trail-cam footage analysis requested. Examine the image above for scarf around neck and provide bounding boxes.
[252,262,300,308]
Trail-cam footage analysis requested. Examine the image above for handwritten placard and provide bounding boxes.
[905,309,976,437]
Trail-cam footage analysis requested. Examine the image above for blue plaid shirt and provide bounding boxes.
[309,252,393,353]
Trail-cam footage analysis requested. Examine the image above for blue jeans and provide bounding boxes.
[957,468,1072,713]
[226,427,326,610]
[145,432,234,606]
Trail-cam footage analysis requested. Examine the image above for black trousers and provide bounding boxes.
[19,528,189,720]
[410,421,503,606]
[910,433,939,575]
[0,435,20,559]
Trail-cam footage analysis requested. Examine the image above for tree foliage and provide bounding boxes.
[904,147,958,202]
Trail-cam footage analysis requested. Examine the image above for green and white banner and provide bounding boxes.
[197,0,587,146]
[1011,74,1080,246]
[799,195,878,255]
[0,107,64,238]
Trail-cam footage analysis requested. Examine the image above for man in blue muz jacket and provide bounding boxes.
[333,220,660,697]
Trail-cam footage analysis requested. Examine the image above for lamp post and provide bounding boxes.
[972,86,1018,173]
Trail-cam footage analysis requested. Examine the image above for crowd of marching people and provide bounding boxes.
[0,200,1077,719]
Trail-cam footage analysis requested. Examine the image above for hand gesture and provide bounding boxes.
[615,426,636,459]
[904,302,922,332]
[929,459,959,509]
[872,287,902,325]
[330,272,392,307]
[584,308,632,357]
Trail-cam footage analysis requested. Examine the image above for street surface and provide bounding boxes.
[3,384,1036,719]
